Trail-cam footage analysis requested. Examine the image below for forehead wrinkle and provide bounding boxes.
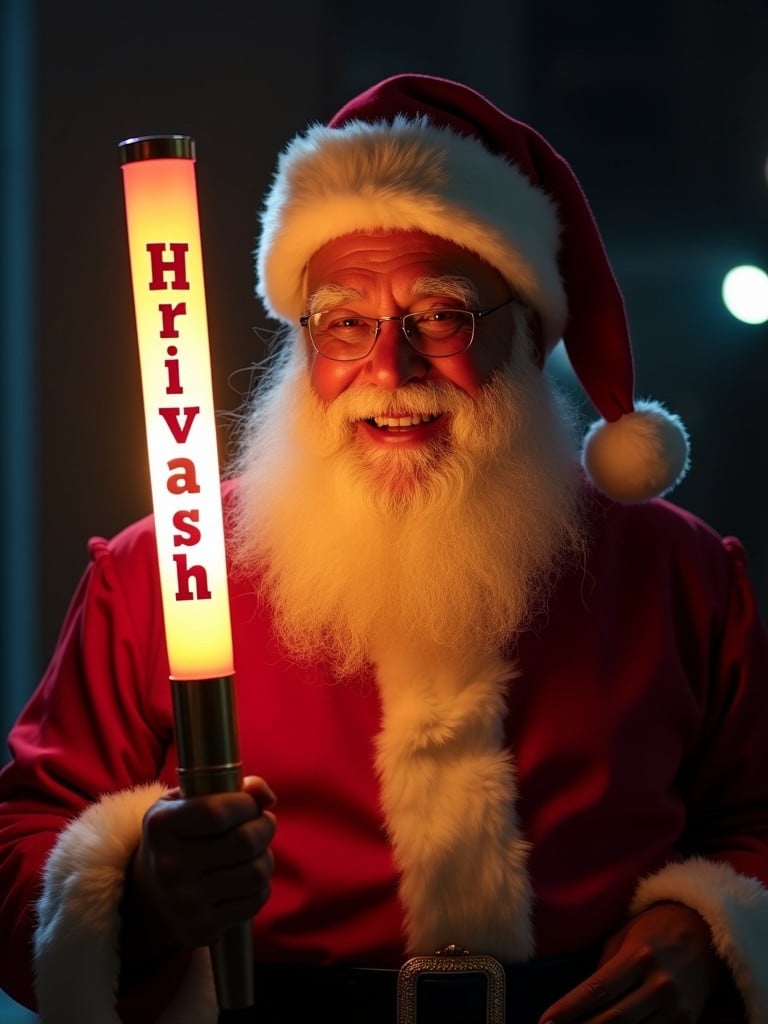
[409,275,480,306]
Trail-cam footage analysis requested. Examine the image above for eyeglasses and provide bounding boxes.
[299,298,516,362]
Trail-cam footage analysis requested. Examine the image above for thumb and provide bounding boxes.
[242,775,277,811]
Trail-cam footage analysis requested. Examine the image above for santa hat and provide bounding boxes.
[256,73,689,503]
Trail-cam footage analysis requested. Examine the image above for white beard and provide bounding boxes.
[228,319,588,958]
[228,319,587,676]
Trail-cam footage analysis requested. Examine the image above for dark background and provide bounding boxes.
[0,2,766,1020]
[2,0,767,727]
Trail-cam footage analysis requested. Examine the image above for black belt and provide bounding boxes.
[218,945,601,1024]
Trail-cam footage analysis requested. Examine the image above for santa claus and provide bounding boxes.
[1,74,767,1024]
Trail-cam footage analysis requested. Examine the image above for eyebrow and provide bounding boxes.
[307,284,365,313]
[308,276,481,314]
[410,275,480,307]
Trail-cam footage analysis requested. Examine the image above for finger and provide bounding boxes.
[159,779,276,811]
[242,775,277,810]
[138,793,275,905]
[540,958,643,1022]
[170,850,274,945]
[198,812,277,871]
[151,811,276,884]
[173,780,277,834]
[150,790,268,842]
[202,849,274,906]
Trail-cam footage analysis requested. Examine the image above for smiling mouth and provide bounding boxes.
[364,412,443,431]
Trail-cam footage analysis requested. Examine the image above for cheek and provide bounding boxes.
[434,352,489,396]
[309,353,359,402]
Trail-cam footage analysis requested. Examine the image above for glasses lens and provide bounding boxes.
[310,311,376,361]
[404,309,474,355]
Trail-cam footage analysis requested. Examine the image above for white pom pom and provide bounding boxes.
[581,399,690,503]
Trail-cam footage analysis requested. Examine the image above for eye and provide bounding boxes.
[315,310,375,347]
[329,316,369,331]
[413,308,465,324]
[409,308,471,339]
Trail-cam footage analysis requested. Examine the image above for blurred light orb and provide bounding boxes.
[722,265,768,325]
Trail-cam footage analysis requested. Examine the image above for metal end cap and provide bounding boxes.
[118,135,195,164]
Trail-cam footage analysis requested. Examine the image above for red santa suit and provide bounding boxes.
[1,481,767,1023]
[4,69,768,1024]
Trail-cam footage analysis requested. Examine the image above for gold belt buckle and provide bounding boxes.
[397,944,506,1024]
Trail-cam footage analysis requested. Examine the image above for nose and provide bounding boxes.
[363,319,428,389]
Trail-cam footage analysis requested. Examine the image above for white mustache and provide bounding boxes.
[324,381,471,424]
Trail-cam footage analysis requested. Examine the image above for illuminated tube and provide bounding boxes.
[119,135,253,1011]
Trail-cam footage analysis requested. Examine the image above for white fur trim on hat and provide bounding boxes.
[581,399,690,503]
[631,857,768,1022]
[256,116,567,349]
[34,784,217,1024]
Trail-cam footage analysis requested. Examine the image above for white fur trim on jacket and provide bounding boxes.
[256,116,566,350]
[373,643,534,960]
[631,856,768,1022]
[34,783,217,1024]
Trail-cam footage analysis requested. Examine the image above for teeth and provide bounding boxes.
[372,413,438,429]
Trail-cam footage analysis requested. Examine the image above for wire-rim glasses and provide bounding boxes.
[299,297,516,362]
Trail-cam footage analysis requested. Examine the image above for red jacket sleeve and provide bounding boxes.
[0,529,174,1008]
[679,535,768,882]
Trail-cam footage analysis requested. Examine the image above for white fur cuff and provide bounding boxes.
[34,783,217,1024]
[631,857,768,1022]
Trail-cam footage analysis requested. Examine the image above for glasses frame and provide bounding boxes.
[299,297,516,362]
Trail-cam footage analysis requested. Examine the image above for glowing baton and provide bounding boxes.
[119,135,253,1012]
